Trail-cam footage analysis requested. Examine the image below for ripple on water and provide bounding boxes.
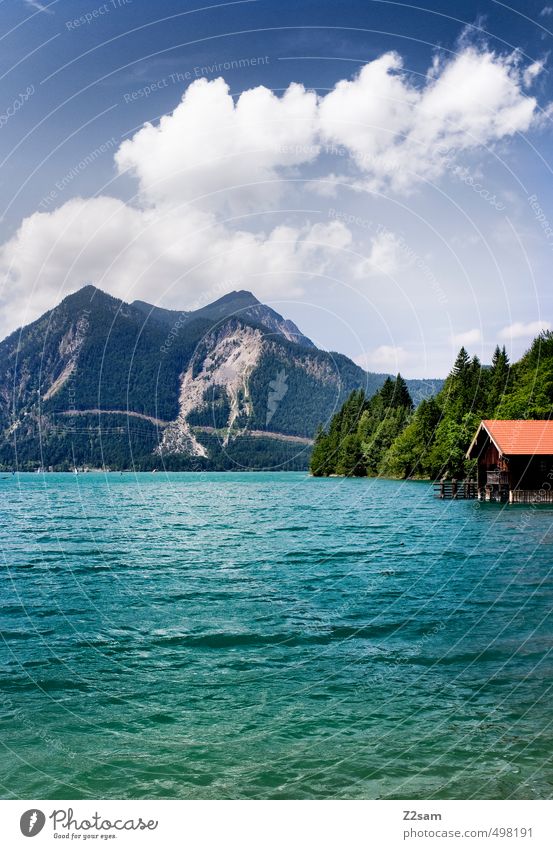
[1,472,552,799]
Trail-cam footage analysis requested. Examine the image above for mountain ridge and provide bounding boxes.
[0,284,443,470]
[131,289,316,349]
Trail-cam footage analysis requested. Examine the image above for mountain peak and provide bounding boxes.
[62,283,114,308]
[205,290,260,310]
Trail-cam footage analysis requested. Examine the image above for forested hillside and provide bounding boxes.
[0,284,442,471]
[310,376,413,476]
[311,333,553,480]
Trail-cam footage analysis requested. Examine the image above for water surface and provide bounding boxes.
[1,472,552,799]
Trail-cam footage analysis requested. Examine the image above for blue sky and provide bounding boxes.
[1,0,553,376]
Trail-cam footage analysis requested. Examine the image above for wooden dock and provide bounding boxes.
[509,489,553,504]
[433,479,477,499]
[434,482,553,503]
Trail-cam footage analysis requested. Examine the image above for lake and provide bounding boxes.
[1,472,552,799]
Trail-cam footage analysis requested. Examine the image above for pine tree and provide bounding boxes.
[443,347,475,417]
[452,347,471,376]
[310,376,415,477]
[468,355,488,414]
[310,425,333,476]
[495,331,552,418]
[376,377,396,408]
[336,433,365,476]
[488,345,510,413]
[392,374,414,410]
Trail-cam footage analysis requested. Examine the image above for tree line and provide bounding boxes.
[310,331,553,480]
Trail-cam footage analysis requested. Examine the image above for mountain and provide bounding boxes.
[0,285,443,470]
[132,290,315,348]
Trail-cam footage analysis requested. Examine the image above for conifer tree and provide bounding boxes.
[310,425,333,477]
[488,345,510,413]
[310,376,413,477]
[393,374,414,410]
[452,346,471,376]
[468,355,488,414]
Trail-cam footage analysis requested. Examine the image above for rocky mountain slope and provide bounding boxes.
[0,285,442,470]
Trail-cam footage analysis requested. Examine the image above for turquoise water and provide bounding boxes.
[1,471,553,800]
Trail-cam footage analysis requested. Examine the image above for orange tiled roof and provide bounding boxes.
[481,419,553,455]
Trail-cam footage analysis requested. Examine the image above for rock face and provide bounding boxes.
[160,323,263,456]
[233,300,314,348]
[0,285,443,470]
[42,314,90,401]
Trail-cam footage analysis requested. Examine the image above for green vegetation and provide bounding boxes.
[0,285,443,471]
[310,375,413,477]
[0,413,310,472]
[4,280,552,475]
[311,333,553,480]
[494,332,553,419]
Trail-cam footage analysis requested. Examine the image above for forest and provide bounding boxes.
[310,331,553,480]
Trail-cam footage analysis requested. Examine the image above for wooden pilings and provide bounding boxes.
[434,482,553,503]
[509,489,553,504]
[433,479,478,499]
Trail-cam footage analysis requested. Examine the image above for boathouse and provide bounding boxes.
[466,419,553,503]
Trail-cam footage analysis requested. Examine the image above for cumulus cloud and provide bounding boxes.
[115,43,543,202]
[356,345,409,372]
[0,199,351,335]
[0,43,547,337]
[523,60,545,88]
[451,328,482,346]
[319,47,539,191]
[353,231,403,278]
[499,320,551,339]
[115,77,319,212]
[305,173,342,197]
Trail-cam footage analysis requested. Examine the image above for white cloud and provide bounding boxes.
[116,45,541,203]
[319,47,539,191]
[451,328,482,346]
[499,320,551,339]
[24,0,53,12]
[0,200,352,336]
[305,173,342,197]
[540,6,553,16]
[354,231,403,278]
[0,44,547,337]
[356,345,409,372]
[115,77,319,213]
[523,59,546,88]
